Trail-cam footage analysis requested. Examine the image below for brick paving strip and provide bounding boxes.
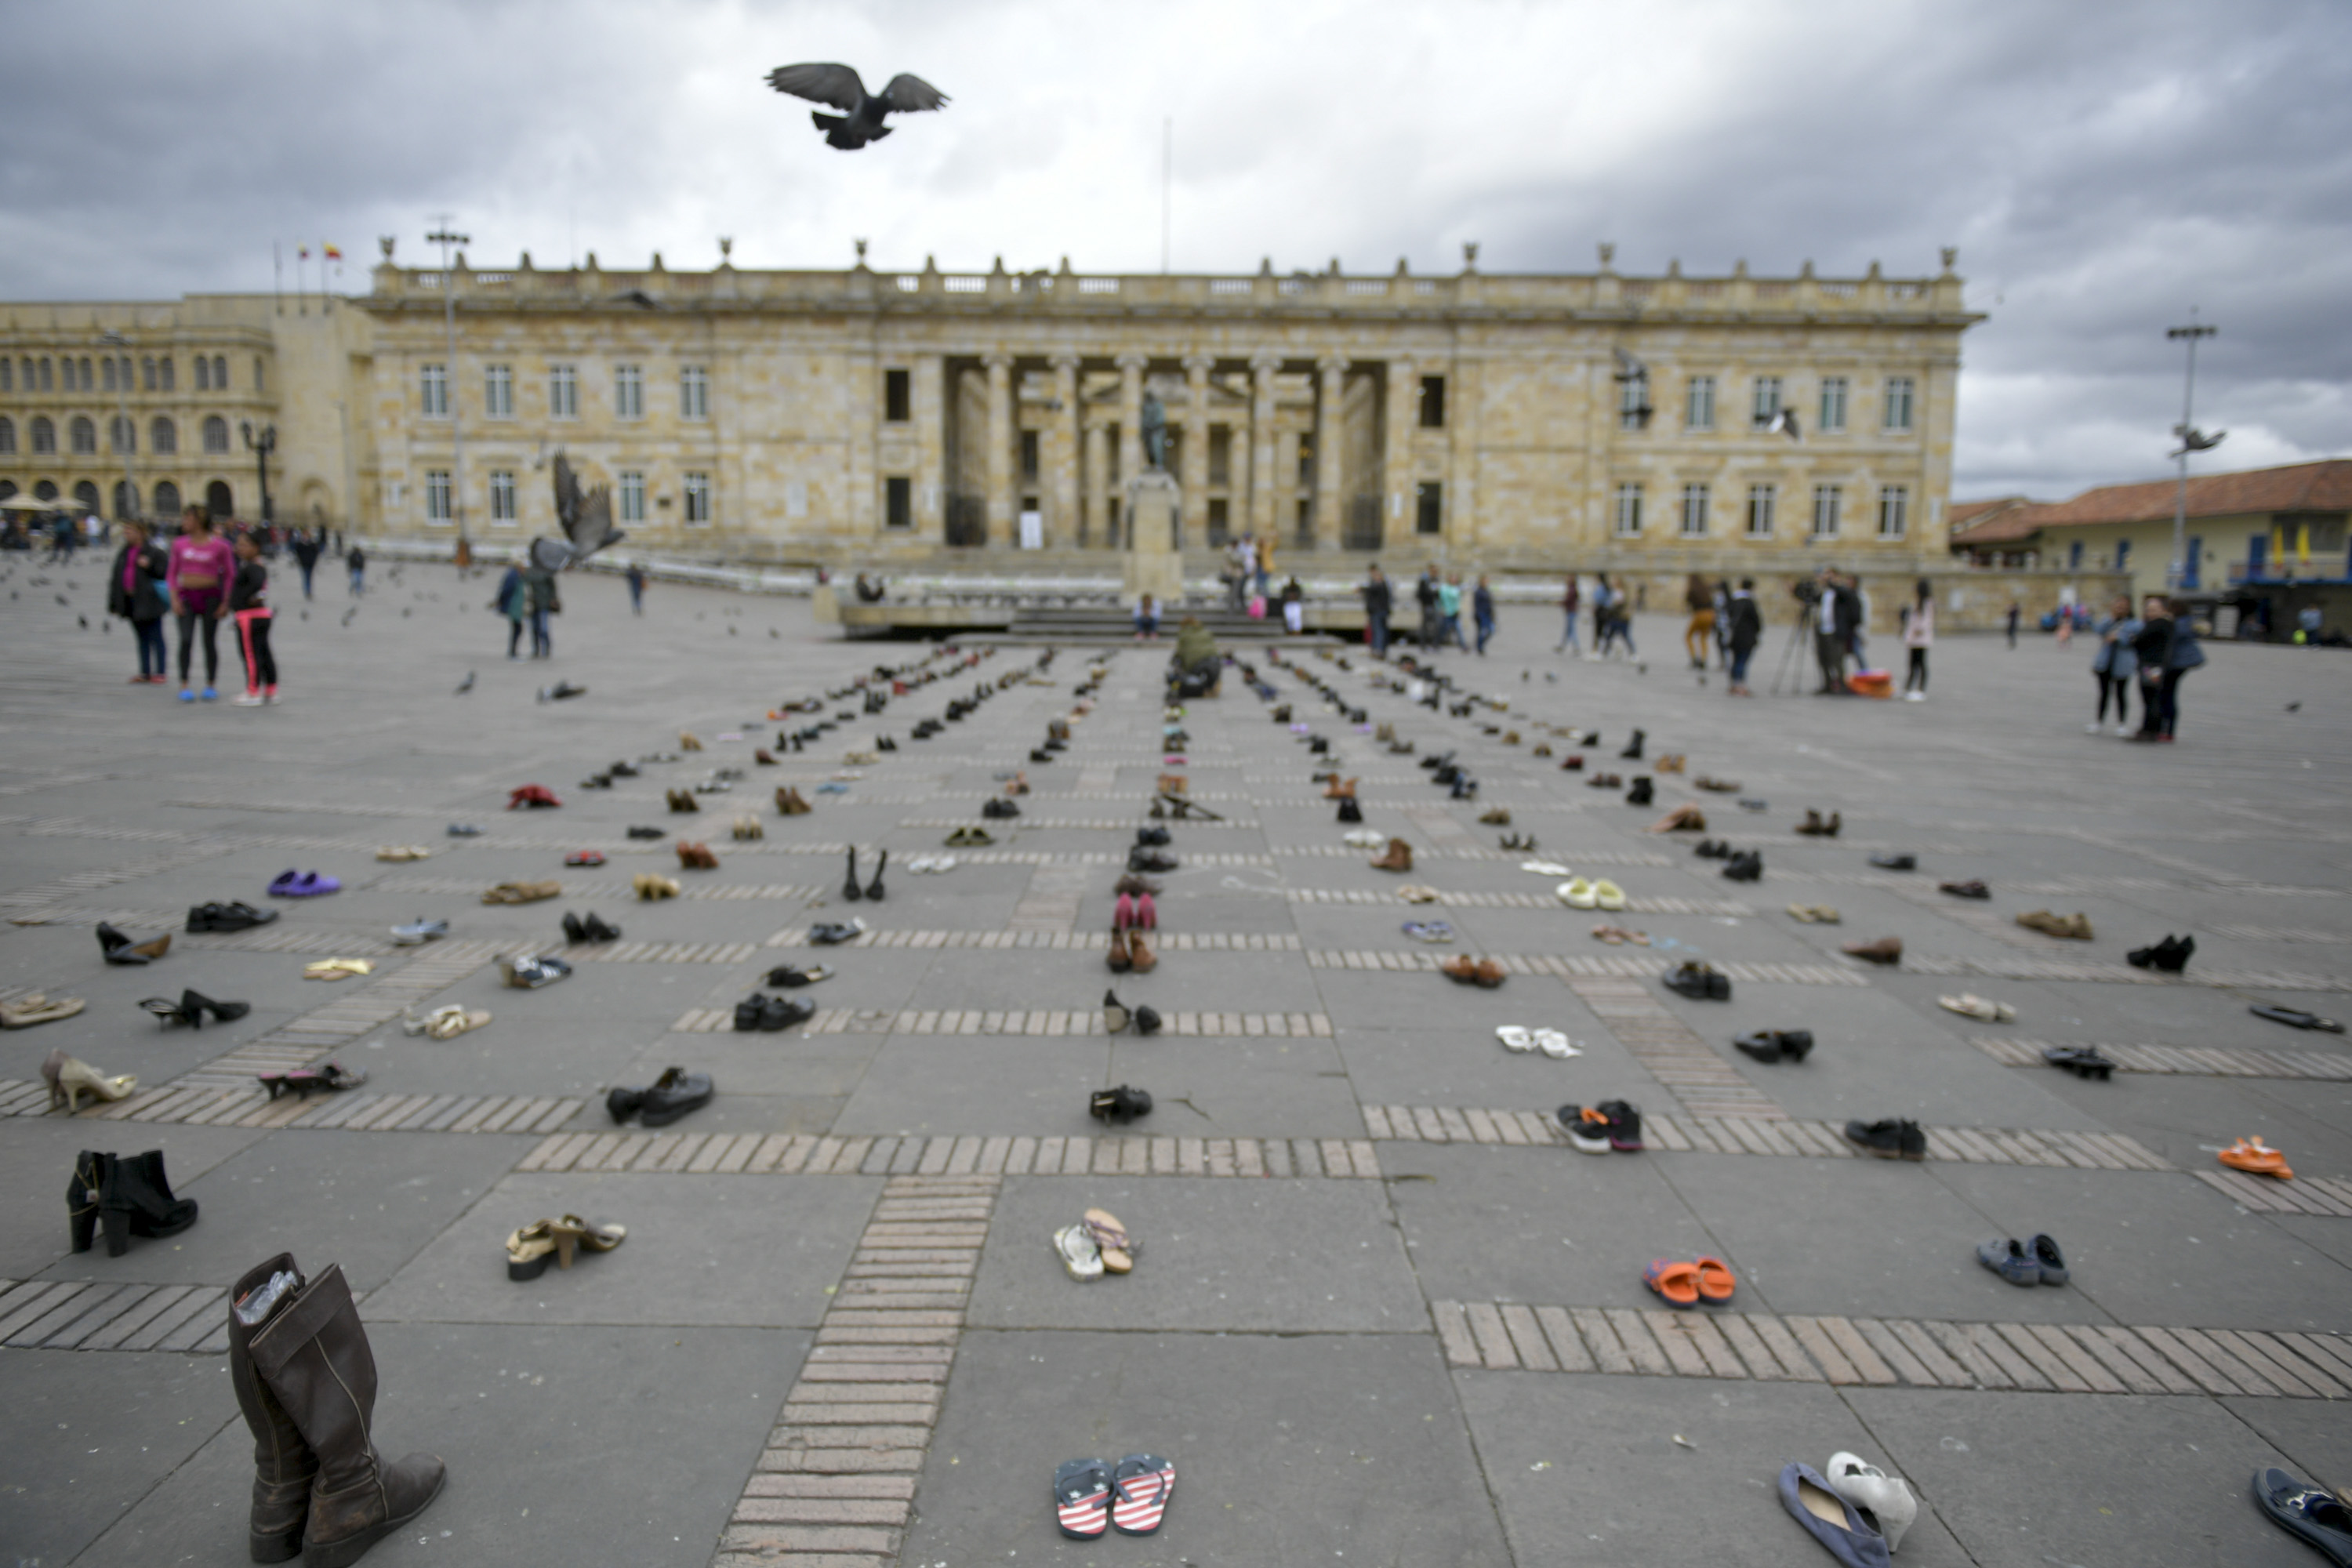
[1428,1298,2352,1398]
[2192,1167,2352,1218]
[516,1131,1385,1181]
[669,1007,1335,1038]
[1563,975,1788,1118]
[1364,1105,2173,1168]
[1973,1033,2352,1082]
[1898,951,2351,993]
[715,1174,999,1567]
[1306,949,1864,984]
[759,928,1307,952]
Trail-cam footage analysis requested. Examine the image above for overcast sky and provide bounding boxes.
[5,0,2347,500]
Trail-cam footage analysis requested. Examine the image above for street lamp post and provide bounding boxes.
[426,220,471,550]
[2165,316,2222,593]
[241,420,278,529]
[97,330,136,526]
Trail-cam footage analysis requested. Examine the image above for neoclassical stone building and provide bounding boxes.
[2,245,1979,574]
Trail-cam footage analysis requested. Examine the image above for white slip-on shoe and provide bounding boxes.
[1534,1029,1580,1058]
[1592,879,1628,912]
[1824,1452,1916,1552]
[1559,877,1599,909]
[1496,1025,1535,1053]
[1054,1222,1105,1282]
[1521,859,1571,877]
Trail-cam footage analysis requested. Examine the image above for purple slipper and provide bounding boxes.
[292,872,340,896]
[267,869,303,897]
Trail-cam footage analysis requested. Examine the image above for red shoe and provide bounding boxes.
[564,851,606,866]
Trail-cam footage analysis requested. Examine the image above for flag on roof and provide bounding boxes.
[324,244,343,260]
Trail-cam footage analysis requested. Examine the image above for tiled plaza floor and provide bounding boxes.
[1,555,2348,1567]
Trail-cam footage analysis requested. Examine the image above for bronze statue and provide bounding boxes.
[1141,390,1168,472]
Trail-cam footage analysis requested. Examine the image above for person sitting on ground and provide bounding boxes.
[1134,593,1160,641]
[1171,615,1219,692]
[1280,575,1305,635]
[853,572,887,604]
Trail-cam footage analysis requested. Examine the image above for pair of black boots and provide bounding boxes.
[735,993,815,1031]
[2127,935,2194,973]
[843,848,887,902]
[1720,851,1763,882]
[69,1149,198,1257]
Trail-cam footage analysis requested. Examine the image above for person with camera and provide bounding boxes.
[1811,569,1859,694]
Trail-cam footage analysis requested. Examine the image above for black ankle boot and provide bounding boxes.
[843,848,862,902]
[864,850,887,902]
[100,1149,199,1254]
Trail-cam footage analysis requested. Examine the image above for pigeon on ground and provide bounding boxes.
[456,671,476,695]
[341,608,358,626]
[765,63,949,149]
[78,615,88,628]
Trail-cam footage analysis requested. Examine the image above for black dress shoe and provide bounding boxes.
[1722,851,1763,882]
[626,826,666,840]
[1135,826,1171,847]
[2042,1044,2114,1080]
[1843,1117,1926,1160]
[1663,961,1732,1000]
[1625,778,1653,807]
[761,995,815,1030]
[563,912,588,944]
[605,1085,647,1123]
[638,1066,713,1127]
[733,994,767,1031]
[1733,1029,1813,1064]
[1090,1084,1153,1124]
[1868,853,1918,871]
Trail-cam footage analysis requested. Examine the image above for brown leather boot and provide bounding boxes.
[229,1254,318,1563]
[1127,932,1156,973]
[1370,837,1414,873]
[1106,928,1132,973]
[245,1261,443,1568]
[1323,777,1357,800]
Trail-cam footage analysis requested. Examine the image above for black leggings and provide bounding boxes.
[176,610,220,686]
[1904,647,1929,691]
[235,609,276,691]
[2096,673,2131,725]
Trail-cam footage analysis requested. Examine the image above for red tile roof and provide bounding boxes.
[1951,459,2352,549]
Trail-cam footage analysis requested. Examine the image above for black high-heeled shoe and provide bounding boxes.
[863,850,887,902]
[140,996,198,1029]
[183,989,250,1026]
[98,1149,199,1256]
[842,848,862,902]
[97,922,169,965]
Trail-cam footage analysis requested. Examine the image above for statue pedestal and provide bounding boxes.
[1122,470,1183,608]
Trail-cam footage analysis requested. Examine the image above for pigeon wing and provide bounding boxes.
[880,72,949,112]
[767,63,866,111]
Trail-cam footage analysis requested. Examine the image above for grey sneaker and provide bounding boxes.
[1976,1236,2042,1287]
[390,919,448,946]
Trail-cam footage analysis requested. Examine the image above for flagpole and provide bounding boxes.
[273,241,282,316]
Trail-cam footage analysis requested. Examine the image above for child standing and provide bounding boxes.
[228,532,279,706]
[168,504,234,701]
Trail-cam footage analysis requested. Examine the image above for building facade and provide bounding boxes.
[3,246,1980,572]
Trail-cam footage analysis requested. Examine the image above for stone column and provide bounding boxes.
[1384,357,1417,546]
[1181,354,1213,548]
[1083,418,1109,548]
[1249,354,1281,540]
[1116,354,1147,503]
[1051,354,1080,550]
[1315,354,1348,551]
[982,353,1013,548]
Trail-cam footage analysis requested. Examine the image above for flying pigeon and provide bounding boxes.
[766,63,949,149]
[1764,407,1802,441]
[2172,423,2226,453]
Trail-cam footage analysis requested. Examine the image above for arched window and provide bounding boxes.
[77,358,93,390]
[71,416,97,454]
[142,356,156,391]
[103,358,118,392]
[0,480,15,500]
[158,356,174,391]
[153,480,181,517]
[110,415,136,454]
[31,416,57,454]
[38,357,53,391]
[74,480,101,513]
[151,416,176,454]
[0,416,13,455]
[202,415,230,453]
[194,357,210,390]
[205,479,234,517]
[113,480,137,518]
[34,479,59,501]
[213,355,228,389]
[0,358,10,391]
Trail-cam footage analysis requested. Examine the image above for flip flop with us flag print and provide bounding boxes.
[1111,1453,1176,1535]
[1054,1457,1112,1539]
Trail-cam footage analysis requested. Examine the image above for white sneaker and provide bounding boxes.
[1495,1025,1535,1053]
[1903,691,1926,702]
[1824,1452,1917,1551]
[232,692,264,707]
[2085,721,2103,732]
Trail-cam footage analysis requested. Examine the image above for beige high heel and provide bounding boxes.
[43,1050,138,1112]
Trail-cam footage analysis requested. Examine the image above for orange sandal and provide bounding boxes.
[1693,1255,1737,1303]
[2219,1137,2294,1180]
[1642,1259,1701,1308]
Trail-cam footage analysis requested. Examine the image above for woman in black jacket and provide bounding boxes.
[2129,596,2175,741]
[1724,578,1763,695]
[107,520,170,684]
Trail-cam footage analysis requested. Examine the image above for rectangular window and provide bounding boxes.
[683,471,710,524]
[681,365,709,420]
[1415,480,1443,535]
[159,357,175,391]
[1685,376,1715,430]
[420,364,448,417]
[884,368,911,423]
[1751,376,1783,427]
[1618,372,1651,430]
[1818,376,1848,432]
[1878,485,1909,538]
[1020,429,1040,483]
[614,365,644,420]
[424,470,452,523]
[489,469,517,523]
[485,365,514,419]
[548,365,579,419]
[1679,482,1711,537]
[618,471,646,523]
[885,475,913,528]
[1812,485,1842,538]
[1419,375,1446,429]
[1207,497,1229,544]
[103,358,117,392]
[1746,483,1777,537]
[0,358,11,391]
[1207,426,1231,486]
[1613,482,1643,538]
[1883,376,1915,430]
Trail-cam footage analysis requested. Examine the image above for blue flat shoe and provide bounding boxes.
[2256,1468,2352,1565]
[200,687,218,701]
[1976,1236,2041,1286]
[179,688,196,702]
[1779,1461,1890,1567]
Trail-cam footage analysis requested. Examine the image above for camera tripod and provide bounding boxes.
[1769,600,1821,696]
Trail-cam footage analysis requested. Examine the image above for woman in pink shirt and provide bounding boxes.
[167,504,234,701]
